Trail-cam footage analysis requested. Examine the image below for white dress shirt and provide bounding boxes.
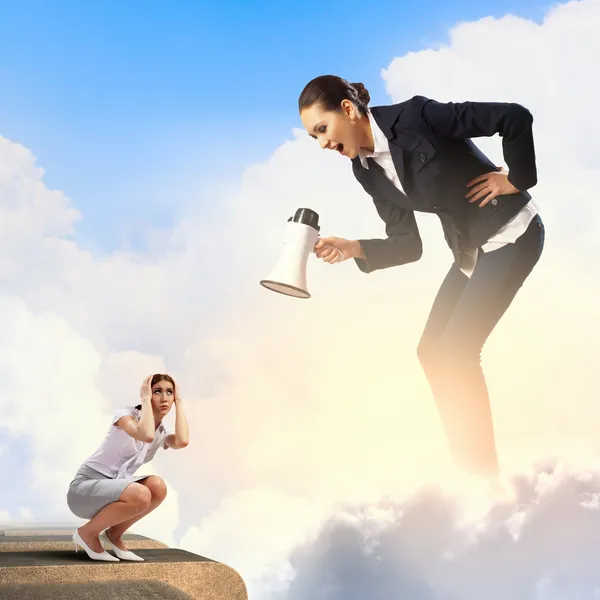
[357,110,538,276]
[83,406,169,479]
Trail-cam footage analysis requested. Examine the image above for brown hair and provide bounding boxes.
[298,75,370,115]
[135,373,175,410]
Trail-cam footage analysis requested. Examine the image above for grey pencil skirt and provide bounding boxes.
[67,464,151,520]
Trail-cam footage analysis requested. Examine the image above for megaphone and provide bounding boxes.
[260,208,343,299]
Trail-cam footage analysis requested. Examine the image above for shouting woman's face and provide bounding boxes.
[300,99,365,160]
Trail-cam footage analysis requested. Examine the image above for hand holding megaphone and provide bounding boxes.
[314,236,358,263]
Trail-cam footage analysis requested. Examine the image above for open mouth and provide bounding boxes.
[336,143,344,155]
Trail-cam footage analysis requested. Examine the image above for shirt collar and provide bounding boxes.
[358,110,390,169]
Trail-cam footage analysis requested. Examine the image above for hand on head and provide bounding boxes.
[140,374,153,403]
[173,379,181,403]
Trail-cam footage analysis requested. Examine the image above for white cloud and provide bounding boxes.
[180,488,321,597]
[0,136,80,239]
[283,463,600,600]
[17,507,35,523]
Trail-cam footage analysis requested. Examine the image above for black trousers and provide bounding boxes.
[417,214,545,476]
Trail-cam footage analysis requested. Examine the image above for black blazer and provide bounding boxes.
[351,95,537,273]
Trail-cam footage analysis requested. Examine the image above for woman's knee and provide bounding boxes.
[417,334,480,373]
[417,339,429,365]
[120,482,152,511]
[417,337,439,371]
[144,476,167,503]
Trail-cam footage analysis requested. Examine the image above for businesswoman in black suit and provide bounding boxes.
[298,75,544,480]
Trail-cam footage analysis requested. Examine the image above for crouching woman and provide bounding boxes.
[66,373,189,562]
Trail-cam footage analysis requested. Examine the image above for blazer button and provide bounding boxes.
[419,153,426,163]
[491,198,498,206]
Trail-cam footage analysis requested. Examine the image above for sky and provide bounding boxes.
[0,0,553,252]
[2,0,600,598]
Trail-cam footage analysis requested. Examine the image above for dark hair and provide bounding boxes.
[135,373,175,410]
[298,75,370,115]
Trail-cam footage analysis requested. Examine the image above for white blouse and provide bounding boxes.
[83,406,169,479]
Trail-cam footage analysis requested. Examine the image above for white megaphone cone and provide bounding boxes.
[260,208,342,299]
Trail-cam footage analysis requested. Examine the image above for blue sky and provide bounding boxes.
[0,0,553,253]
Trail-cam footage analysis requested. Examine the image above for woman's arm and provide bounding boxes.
[165,396,189,450]
[116,414,154,443]
[115,374,156,443]
[408,95,537,192]
[316,195,422,273]
[354,193,423,274]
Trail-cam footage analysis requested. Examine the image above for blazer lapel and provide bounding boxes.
[370,105,406,185]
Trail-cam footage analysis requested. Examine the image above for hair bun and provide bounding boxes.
[351,82,370,105]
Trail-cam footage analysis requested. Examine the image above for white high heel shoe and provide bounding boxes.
[73,529,120,562]
[100,530,145,562]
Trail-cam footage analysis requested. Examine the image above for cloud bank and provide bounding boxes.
[285,463,600,599]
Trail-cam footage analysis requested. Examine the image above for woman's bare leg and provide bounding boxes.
[76,483,152,552]
[106,476,168,551]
